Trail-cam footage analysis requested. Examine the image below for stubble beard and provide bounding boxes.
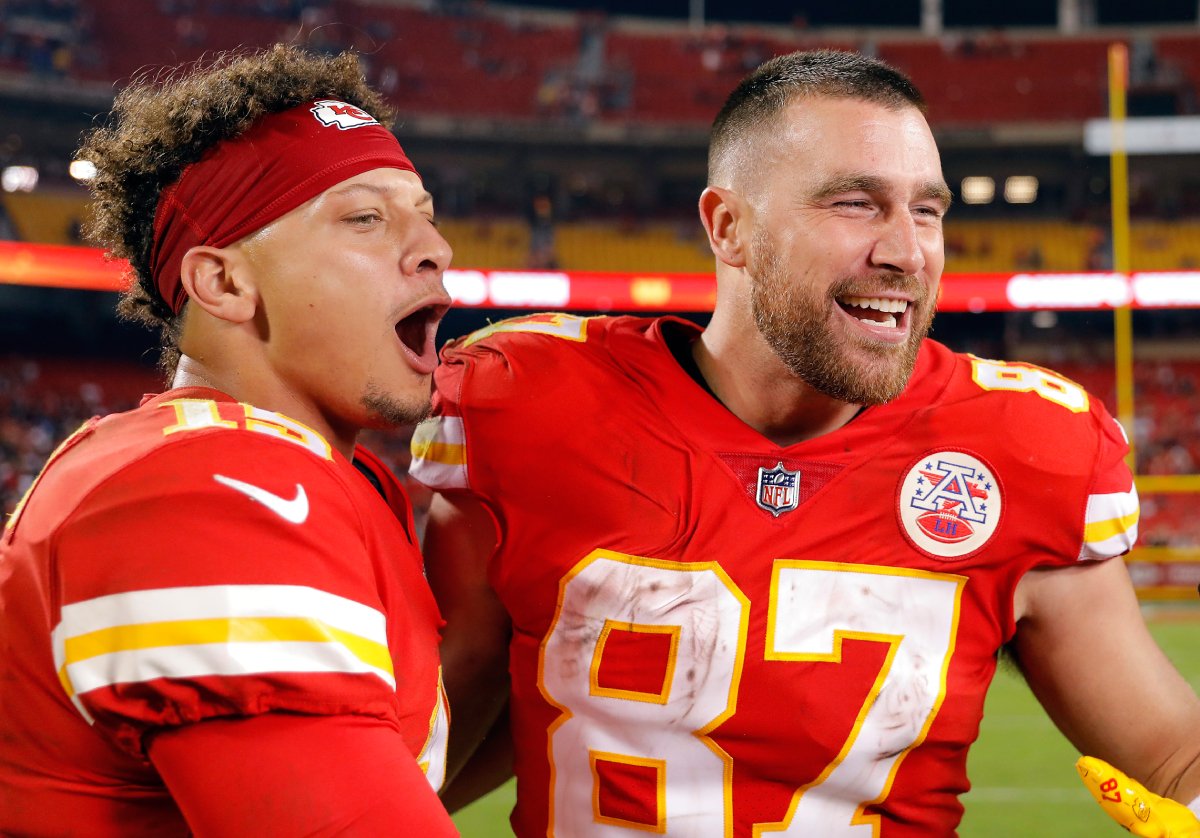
[362,382,433,428]
[750,233,934,405]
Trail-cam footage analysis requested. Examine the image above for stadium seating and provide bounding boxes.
[2,192,89,244]
[877,37,1111,124]
[30,1,1197,126]
[7,190,1200,274]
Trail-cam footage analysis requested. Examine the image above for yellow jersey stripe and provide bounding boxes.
[411,439,466,467]
[51,584,394,712]
[1084,508,1140,544]
[61,641,397,701]
[63,616,394,677]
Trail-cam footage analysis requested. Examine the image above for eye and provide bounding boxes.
[344,211,383,227]
[831,198,876,215]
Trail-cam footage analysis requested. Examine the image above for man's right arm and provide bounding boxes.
[151,712,458,835]
[423,490,514,805]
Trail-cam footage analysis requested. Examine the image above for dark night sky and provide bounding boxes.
[488,0,1197,27]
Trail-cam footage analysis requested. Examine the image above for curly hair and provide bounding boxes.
[78,43,396,372]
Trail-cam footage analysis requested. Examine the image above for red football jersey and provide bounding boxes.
[412,314,1137,837]
[0,387,449,835]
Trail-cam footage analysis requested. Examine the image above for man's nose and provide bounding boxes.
[869,211,926,276]
[402,219,453,277]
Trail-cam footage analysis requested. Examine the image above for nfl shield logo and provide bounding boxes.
[756,461,800,517]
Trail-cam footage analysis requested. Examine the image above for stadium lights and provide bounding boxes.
[1004,176,1038,204]
[1,165,38,193]
[960,176,995,204]
[69,160,97,182]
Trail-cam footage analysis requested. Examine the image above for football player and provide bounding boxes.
[412,50,1200,835]
[0,46,458,835]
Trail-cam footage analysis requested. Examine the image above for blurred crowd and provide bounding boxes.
[0,0,97,78]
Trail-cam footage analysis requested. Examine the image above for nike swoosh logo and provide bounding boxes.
[213,474,309,524]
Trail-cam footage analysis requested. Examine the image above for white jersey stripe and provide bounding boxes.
[1080,487,1139,560]
[1083,487,1139,525]
[51,585,393,720]
[410,417,469,490]
[418,669,451,791]
[56,584,387,641]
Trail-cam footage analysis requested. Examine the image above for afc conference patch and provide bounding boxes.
[756,461,800,517]
[897,450,1002,559]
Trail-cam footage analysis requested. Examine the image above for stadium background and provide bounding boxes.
[1,0,1199,833]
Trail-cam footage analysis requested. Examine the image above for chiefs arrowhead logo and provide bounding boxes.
[310,99,380,130]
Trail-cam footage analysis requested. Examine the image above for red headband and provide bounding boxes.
[150,99,417,314]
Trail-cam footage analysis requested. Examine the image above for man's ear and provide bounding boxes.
[178,246,257,324]
[699,186,748,269]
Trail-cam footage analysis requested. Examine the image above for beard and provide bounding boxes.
[749,230,935,405]
[361,381,432,428]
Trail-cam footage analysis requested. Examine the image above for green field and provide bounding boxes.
[453,616,1200,837]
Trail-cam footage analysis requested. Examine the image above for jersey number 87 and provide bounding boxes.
[539,549,965,836]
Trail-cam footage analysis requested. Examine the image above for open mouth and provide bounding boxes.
[395,302,449,375]
[836,294,911,333]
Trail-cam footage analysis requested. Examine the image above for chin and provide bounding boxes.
[362,387,432,428]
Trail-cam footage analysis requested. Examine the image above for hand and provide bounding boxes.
[1077,756,1200,837]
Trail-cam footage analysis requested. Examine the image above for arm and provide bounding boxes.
[423,490,514,802]
[150,712,458,836]
[1012,556,1200,803]
[439,703,515,813]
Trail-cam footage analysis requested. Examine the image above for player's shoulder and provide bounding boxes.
[937,344,1106,418]
[114,391,338,481]
[921,338,1128,465]
[11,389,349,536]
[439,312,651,364]
[434,312,654,398]
[416,315,661,492]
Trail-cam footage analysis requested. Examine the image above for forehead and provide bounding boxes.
[764,96,943,192]
[321,167,427,200]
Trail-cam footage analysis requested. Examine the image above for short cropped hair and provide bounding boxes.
[78,44,395,372]
[708,49,926,187]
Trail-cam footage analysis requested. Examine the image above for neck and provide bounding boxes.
[172,353,357,460]
[693,316,863,448]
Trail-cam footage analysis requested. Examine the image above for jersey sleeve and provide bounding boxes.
[409,348,472,494]
[410,312,598,496]
[150,713,459,837]
[1078,404,1139,562]
[50,431,402,759]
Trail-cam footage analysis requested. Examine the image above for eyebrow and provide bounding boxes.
[328,182,434,206]
[811,174,953,209]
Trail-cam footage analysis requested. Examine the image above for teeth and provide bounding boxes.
[841,295,909,314]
